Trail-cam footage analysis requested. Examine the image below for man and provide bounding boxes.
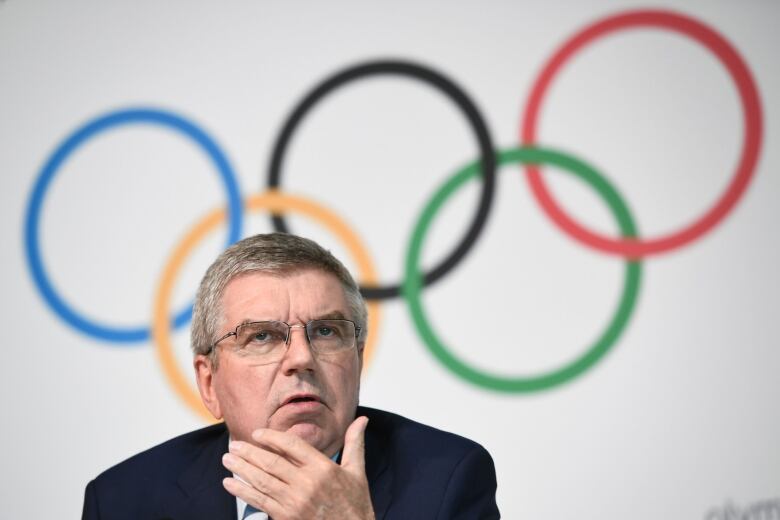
[82,233,499,519]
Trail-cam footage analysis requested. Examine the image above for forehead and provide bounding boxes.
[220,269,349,321]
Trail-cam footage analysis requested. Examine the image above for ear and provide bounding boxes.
[194,354,223,420]
[357,340,366,375]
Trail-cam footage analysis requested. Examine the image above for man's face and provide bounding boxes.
[194,269,363,457]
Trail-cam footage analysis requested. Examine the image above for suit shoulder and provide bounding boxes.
[358,406,499,518]
[359,406,489,459]
[92,422,227,486]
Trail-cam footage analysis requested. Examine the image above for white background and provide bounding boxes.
[1,1,778,518]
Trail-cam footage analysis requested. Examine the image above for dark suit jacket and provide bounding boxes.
[82,406,500,519]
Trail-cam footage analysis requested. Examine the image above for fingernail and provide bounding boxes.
[229,441,240,452]
[222,453,236,466]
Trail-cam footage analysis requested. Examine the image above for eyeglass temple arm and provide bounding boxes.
[207,330,238,354]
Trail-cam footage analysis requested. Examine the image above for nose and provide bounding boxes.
[280,325,316,374]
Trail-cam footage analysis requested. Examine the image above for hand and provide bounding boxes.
[222,416,375,520]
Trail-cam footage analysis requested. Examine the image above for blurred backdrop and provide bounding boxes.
[1,1,778,518]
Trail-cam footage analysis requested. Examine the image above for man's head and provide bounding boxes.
[192,233,367,457]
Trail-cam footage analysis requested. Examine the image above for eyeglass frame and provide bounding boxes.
[205,318,363,356]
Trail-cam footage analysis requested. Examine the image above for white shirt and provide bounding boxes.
[237,496,267,520]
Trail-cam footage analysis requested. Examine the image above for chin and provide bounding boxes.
[286,422,331,452]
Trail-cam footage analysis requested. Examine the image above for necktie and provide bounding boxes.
[243,504,268,519]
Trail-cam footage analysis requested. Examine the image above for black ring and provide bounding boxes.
[267,59,496,300]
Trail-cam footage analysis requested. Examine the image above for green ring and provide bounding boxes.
[402,146,642,392]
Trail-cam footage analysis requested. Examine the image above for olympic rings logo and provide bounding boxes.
[23,9,763,420]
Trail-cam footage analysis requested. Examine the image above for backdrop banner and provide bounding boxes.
[1,1,778,518]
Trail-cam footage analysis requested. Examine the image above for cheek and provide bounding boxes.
[214,366,275,421]
[328,359,362,407]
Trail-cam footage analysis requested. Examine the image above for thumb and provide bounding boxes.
[340,416,368,476]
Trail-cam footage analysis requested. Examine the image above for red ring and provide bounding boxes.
[521,9,763,258]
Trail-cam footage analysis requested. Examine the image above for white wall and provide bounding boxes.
[1,1,778,518]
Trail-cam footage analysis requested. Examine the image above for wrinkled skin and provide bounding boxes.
[194,269,373,518]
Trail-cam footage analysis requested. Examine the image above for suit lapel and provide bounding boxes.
[166,424,235,520]
[160,412,393,519]
[362,408,393,519]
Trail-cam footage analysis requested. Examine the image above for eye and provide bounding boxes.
[316,326,336,337]
[241,322,287,347]
[252,330,273,342]
[311,320,351,340]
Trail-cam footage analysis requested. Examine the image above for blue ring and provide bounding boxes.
[24,107,243,343]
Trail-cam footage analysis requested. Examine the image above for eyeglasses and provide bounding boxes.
[207,319,361,361]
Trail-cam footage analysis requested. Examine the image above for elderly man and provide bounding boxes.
[82,233,499,520]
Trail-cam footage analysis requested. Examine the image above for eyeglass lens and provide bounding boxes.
[233,320,357,358]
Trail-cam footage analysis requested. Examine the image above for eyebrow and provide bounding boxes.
[315,311,348,320]
[237,311,349,325]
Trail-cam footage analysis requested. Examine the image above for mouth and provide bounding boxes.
[281,393,324,408]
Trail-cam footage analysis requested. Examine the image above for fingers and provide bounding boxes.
[222,452,287,500]
[340,416,368,476]
[222,476,282,518]
[228,440,296,483]
[225,423,372,519]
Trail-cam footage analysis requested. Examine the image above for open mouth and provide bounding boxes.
[282,394,323,407]
[288,397,317,404]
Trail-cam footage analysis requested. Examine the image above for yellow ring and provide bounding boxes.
[152,190,381,422]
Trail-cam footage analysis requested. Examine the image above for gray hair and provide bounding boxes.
[191,233,368,362]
